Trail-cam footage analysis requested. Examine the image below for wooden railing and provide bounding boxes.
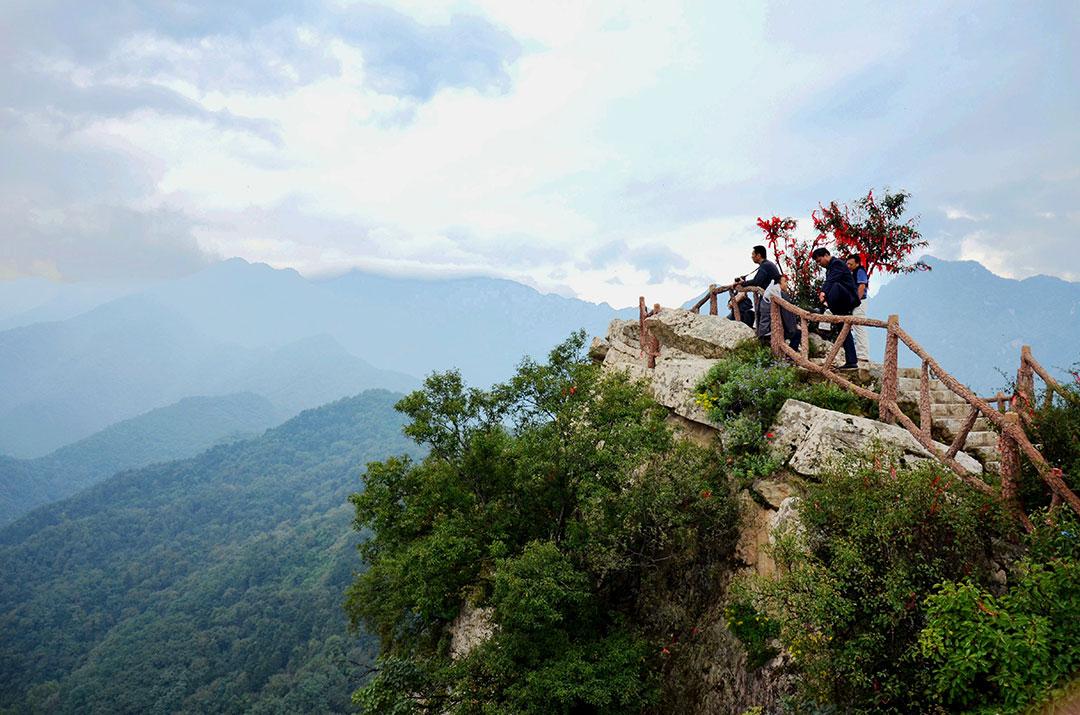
[638,284,1080,527]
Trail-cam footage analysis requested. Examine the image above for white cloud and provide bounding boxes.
[943,206,986,222]
[2,1,1078,298]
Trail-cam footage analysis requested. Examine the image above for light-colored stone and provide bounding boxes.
[769,496,803,545]
[588,336,609,363]
[448,602,495,661]
[751,477,797,509]
[650,355,721,427]
[734,490,775,577]
[665,413,718,448]
[770,399,984,477]
[644,308,756,358]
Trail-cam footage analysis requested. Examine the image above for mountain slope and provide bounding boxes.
[0,392,287,526]
[0,390,419,714]
[0,296,417,457]
[319,270,636,386]
[868,257,1080,393]
[0,259,627,456]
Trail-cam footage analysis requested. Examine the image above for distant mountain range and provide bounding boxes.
[0,392,287,526]
[0,259,631,457]
[868,256,1080,394]
[0,255,1073,458]
[0,390,417,713]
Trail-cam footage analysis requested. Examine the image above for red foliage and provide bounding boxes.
[755,215,828,310]
[812,189,930,278]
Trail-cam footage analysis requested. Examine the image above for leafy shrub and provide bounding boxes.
[724,593,779,669]
[918,508,1080,713]
[744,450,1005,712]
[696,346,798,431]
[797,379,874,417]
[1020,371,1080,504]
[347,333,740,713]
[696,344,875,435]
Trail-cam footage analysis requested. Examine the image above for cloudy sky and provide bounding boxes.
[2,1,1077,306]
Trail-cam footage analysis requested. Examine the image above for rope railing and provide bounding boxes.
[637,284,1080,527]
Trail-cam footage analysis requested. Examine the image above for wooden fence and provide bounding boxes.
[637,283,1080,528]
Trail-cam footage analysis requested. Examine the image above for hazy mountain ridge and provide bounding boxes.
[0,292,417,457]
[868,256,1080,393]
[0,392,287,527]
[0,259,630,457]
[0,390,418,713]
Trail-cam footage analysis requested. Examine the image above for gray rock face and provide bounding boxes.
[449,602,495,660]
[644,308,756,358]
[650,356,720,427]
[599,311,755,429]
[588,336,609,363]
[770,399,983,476]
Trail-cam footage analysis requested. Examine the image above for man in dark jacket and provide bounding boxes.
[812,247,859,368]
[730,245,780,329]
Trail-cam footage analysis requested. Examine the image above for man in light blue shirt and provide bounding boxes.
[846,255,870,364]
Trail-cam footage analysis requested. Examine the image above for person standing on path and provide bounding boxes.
[812,247,860,369]
[737,244,780,330]
[846,255,870,364]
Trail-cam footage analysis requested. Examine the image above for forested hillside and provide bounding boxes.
[0,390,419,714]
[0,392,286,526]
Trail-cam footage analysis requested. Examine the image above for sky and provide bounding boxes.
[1,1,1078,307]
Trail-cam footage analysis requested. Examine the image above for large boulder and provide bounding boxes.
[599,311,755,428]
[650,355,720,427]
[644,308,756,358]
[770,399,983,476]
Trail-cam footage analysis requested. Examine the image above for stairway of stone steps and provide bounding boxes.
[894,367,1001,473]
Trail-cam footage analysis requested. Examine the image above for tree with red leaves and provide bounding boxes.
[755,216,828,310]
[812,189,930,278]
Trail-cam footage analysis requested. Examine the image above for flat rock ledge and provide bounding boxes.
[770,399,983,477]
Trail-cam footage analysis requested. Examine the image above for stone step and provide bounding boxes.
[925,403,979,419]
[899,390,969,406]
[936,415,993,433]
[944,429,999,448]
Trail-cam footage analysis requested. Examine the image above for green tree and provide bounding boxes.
[346,333,739,713]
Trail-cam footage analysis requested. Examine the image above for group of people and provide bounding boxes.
[726,245,868,369]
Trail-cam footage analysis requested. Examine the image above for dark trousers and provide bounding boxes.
[830,309,857,366]
[786,328,801,352]
[727,309,755,329]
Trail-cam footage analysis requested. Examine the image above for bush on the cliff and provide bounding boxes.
[743,451,1005,712]
[919,507,1080,712]
[346,332,739,714]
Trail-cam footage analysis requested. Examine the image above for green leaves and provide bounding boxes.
[346,333,738,712]
[743,452,1005,712]
[920,557,1080,712]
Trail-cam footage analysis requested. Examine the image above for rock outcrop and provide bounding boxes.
[448,602,496,661]
[599,310,755,428]
[770,399,983,477]
[645,309,756,359]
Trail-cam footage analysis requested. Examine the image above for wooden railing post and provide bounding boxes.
[770,298,783,357]
[1018,345,1036,415]
[919,360,932,438]
[998,412,1033,532]
[638,296,646,359]
[708,284,718,316]
[731,289,740,323]
[879,314,899,423]
[799,315,809,360]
